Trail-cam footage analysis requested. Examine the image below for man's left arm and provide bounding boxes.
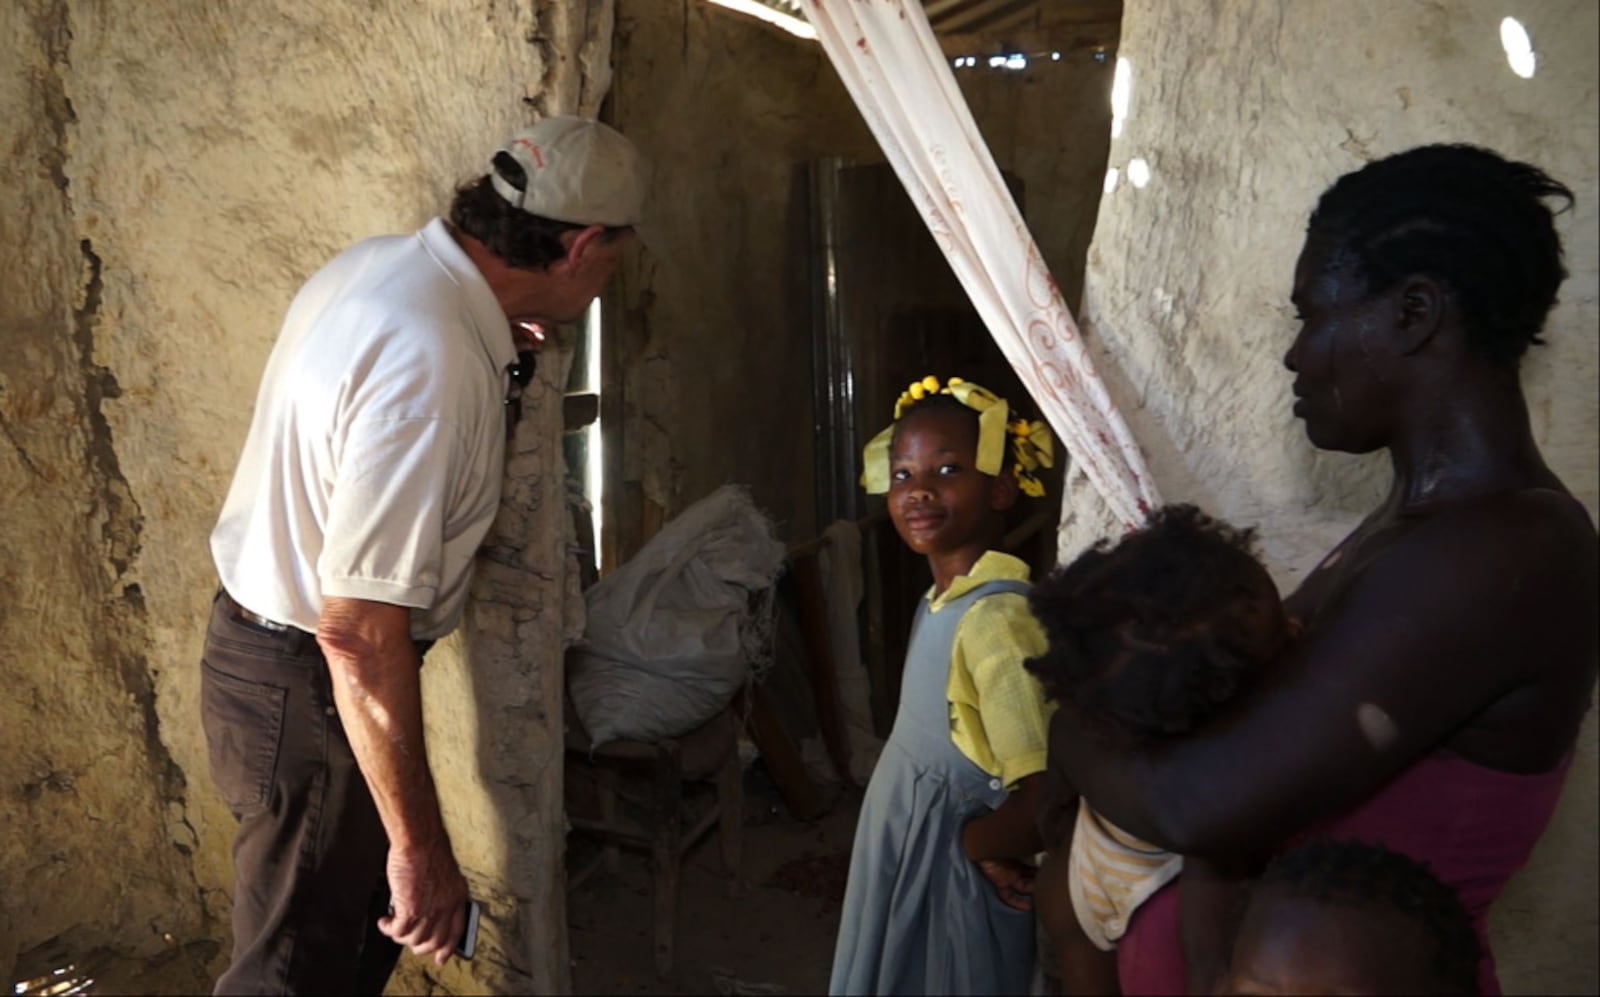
[318,595,467,966]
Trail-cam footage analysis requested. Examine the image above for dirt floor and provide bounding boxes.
[567,767,861,996]
[11,765,857,996]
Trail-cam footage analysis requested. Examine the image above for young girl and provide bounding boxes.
[1025,505,1296,995]
[830,375,1056,996]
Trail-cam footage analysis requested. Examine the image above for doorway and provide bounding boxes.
[809,159,1061,733]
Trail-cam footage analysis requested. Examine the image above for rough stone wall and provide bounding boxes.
[0,0,214,982]
[1070,1,1598,991]
[1,0,610,991]
[611,1,1114,548]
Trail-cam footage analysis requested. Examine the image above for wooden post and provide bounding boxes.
[744,682,827,821]
[789,551,853,782]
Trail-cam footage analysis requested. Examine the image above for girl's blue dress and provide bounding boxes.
[829,579,1036,995]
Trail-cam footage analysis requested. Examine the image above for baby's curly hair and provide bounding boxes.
[1249,838,1483,994]
[1025,504,1286,742]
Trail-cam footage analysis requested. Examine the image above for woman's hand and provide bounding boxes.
[974,857,1036,912]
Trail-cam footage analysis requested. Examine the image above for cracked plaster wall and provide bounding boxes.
[1,1,611,991]
[610,0,1113,548]
[1067,1,1598,991]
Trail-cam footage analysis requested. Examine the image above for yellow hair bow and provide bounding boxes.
[1009,417,1055,498]
[859,375,1055,497]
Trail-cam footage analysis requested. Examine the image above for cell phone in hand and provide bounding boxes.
[456,898,483,960]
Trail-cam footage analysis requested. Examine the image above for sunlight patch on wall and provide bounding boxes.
[1499,16,1536,78]
[1110,57,1133,138]
[1127,156,1151,189]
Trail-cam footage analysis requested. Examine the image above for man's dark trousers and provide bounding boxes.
[200,590,402,995]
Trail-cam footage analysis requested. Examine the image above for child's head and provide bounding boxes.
[1025,504,1287,741]
[860,376,1054,564]
[1221,839,1482,995]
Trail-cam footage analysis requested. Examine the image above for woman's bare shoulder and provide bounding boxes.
[1422,487,1596,567]
[1382,487,1597,666]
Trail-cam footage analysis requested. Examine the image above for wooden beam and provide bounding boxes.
[929,0,1033,35]
[745,682,828,820]
[926,0,1122,56]
[790,550,853,783]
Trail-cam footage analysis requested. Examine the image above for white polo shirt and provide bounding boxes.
[211,218,517,641]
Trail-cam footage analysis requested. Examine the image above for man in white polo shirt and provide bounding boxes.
[201,116,643,995]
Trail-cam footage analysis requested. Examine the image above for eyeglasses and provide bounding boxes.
[505,349,537,437]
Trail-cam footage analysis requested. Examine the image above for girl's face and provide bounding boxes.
[888,406,1014,584]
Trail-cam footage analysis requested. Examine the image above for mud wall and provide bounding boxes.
[0,1,610,991]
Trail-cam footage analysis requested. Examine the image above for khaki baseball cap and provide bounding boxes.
[489,116,646,229]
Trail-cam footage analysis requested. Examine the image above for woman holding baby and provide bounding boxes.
[1033,144,1598,994]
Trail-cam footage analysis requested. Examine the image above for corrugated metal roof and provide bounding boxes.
[726,0,1121,54]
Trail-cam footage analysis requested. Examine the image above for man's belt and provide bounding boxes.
[220,590,292,634]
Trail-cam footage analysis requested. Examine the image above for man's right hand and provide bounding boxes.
[380,837,470,966]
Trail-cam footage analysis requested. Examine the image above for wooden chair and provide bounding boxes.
[564,697,744,978]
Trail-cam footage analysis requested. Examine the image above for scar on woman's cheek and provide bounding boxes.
[1356,702,1400,751]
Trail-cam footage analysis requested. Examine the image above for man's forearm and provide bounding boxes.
[318,601,447,851]
[318,595,466,963]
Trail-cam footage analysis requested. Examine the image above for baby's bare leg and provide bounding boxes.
[1035,851,1121,995]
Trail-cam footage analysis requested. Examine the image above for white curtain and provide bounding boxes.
[799,0,1161,527]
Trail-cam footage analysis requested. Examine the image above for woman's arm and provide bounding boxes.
[1053,497,1590,857]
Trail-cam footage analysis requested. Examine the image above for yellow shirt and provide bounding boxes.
[928,551,1053,788]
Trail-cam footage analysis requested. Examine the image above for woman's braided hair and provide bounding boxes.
[1307,143,1574,367]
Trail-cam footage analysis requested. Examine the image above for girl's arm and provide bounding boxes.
[950,588,1054,862]
[961,773,1044,860]
[963,775,1043,912]
[1052,496,1594,857]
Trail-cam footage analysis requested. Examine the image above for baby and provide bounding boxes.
[1025,504,1295,994]
[1221,837,1483,995]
